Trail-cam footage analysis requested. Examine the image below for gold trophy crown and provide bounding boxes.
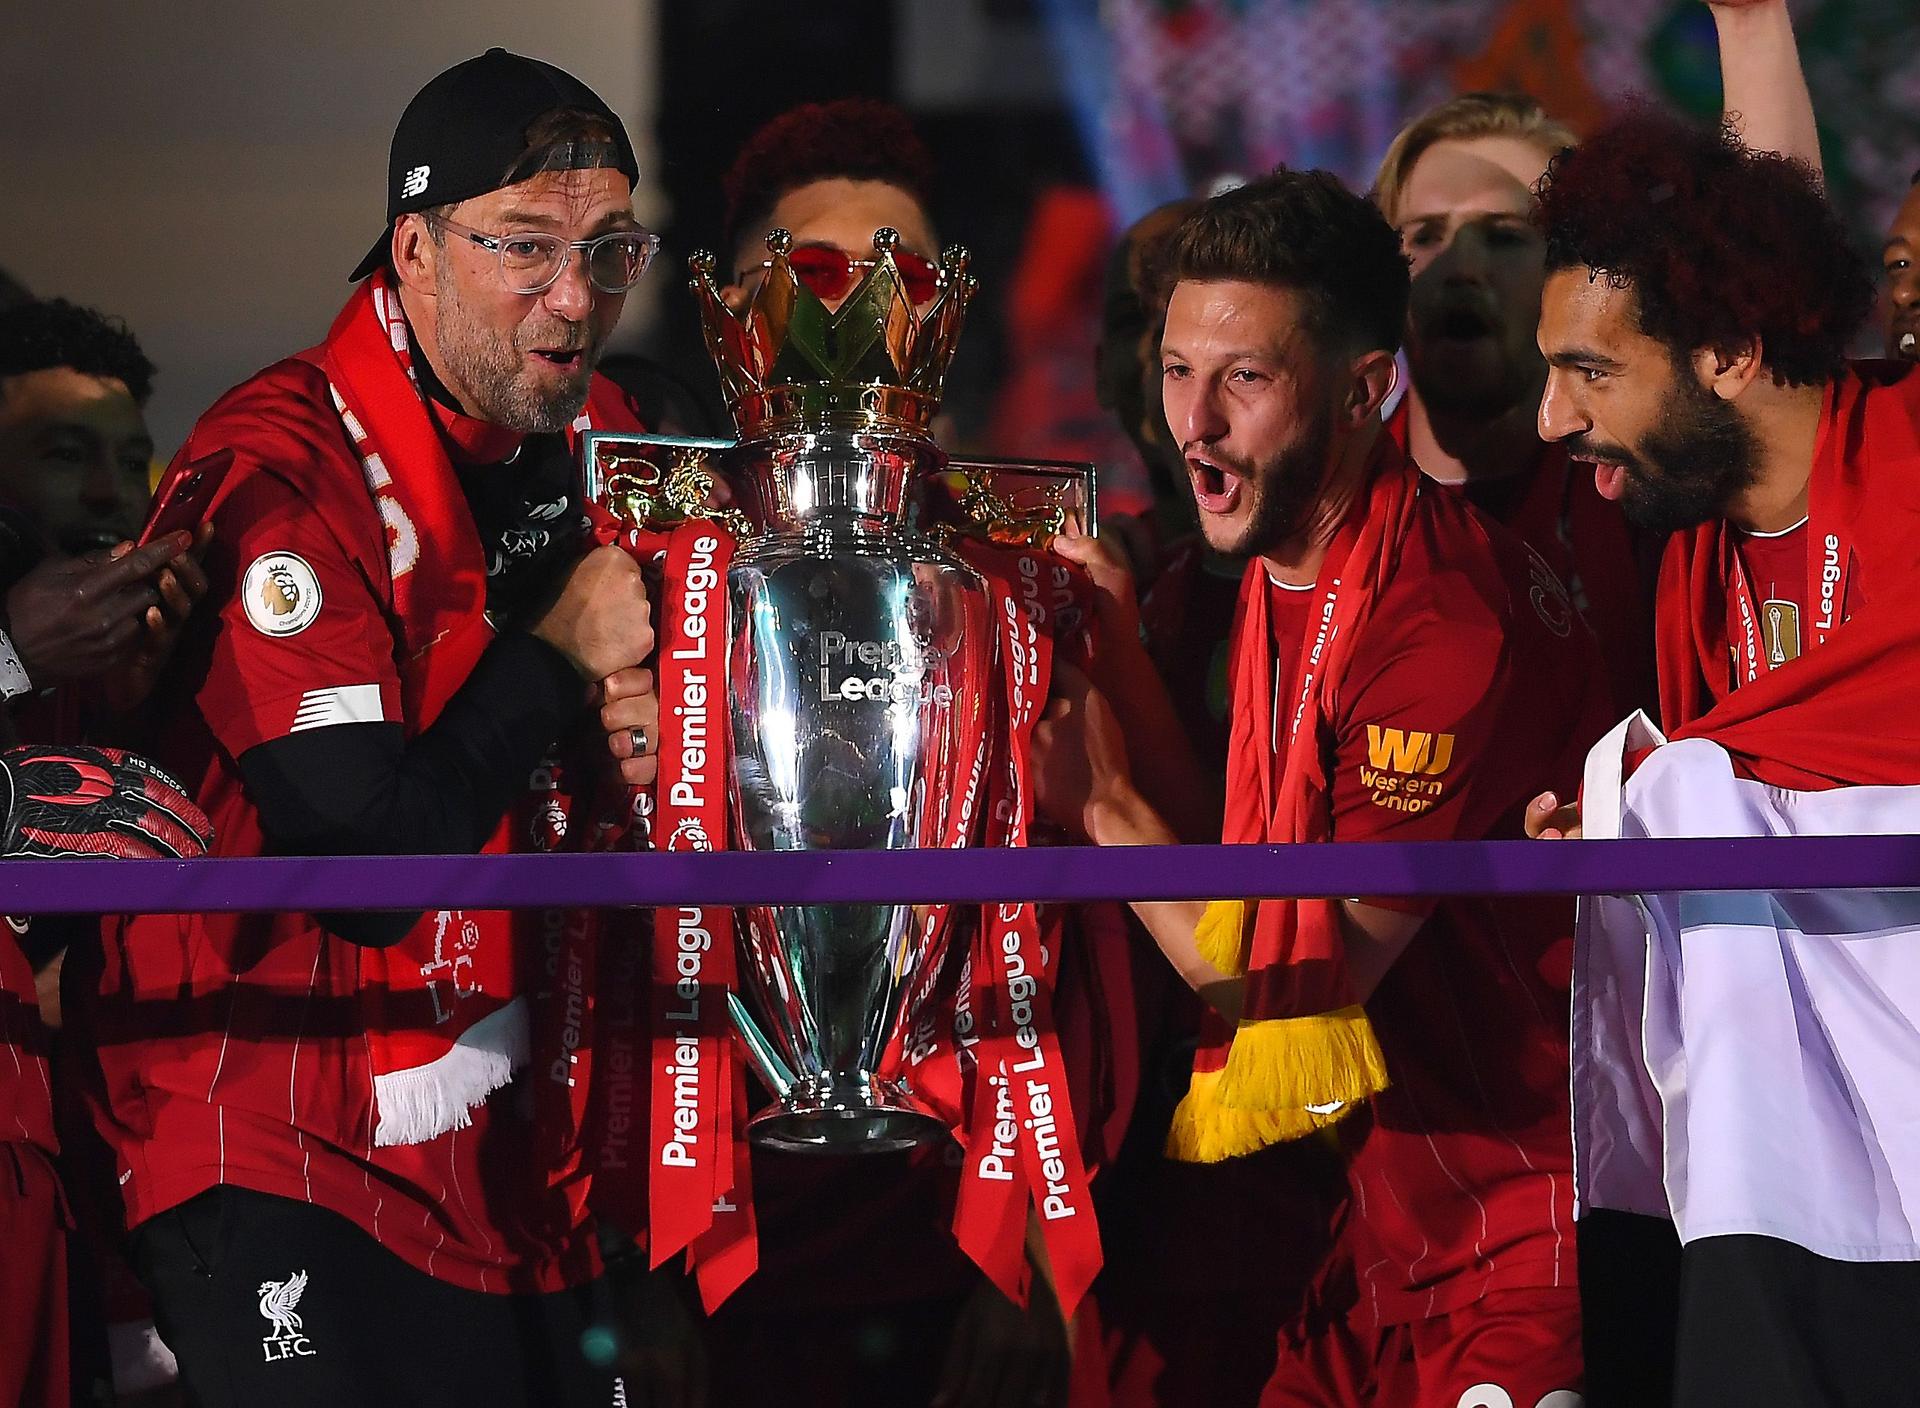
[691,227,976,437]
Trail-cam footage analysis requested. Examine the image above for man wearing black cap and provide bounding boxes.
[68,51,669,1408]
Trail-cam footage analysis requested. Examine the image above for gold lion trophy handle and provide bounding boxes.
[580,431,751,537]
[940,457,1098,549]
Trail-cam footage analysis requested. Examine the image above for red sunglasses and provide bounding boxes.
[741,243,944,306]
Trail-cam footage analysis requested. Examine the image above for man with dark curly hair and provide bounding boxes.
[1531,110,1875,597]
[1034,168,1610,1407]
[1529,108,1920,1405]
[719,98,940,315]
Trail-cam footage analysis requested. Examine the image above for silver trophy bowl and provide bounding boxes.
[584,424,1095,1153]
[720,428,993,1150]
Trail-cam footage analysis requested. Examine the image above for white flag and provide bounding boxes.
[1575,712,1920,1262]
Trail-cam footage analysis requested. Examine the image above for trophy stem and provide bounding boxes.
[746,1072,950,1155]
[727,991,796,1098]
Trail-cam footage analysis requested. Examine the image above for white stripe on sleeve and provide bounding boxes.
[289,684,385,733]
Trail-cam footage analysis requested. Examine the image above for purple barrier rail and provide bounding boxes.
[0,836,1917,913]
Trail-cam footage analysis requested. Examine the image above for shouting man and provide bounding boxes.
[1034,170,1608,1406]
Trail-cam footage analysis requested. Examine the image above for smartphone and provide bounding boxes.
[137,448,234,547]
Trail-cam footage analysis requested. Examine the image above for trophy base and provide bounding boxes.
[748,1073,948,1154]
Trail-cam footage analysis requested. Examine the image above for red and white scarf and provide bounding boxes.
[1168,442,1420,1163]
[309,273,613,1148]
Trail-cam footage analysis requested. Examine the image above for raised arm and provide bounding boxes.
[1711,0,1823,175]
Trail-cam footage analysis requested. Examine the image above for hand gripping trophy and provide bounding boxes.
[585,229,1103,1312]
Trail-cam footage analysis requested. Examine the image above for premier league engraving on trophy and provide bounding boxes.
[585,229,1094,1151]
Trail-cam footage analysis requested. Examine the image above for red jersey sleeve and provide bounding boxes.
[1327,572,1519,912]
[1330,606,1511,844]
[197,471,402,757]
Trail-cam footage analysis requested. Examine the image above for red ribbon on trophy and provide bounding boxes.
[945,540,1104,1318]
[574,670,669,1249]
[518,740,607,1238]
[580,507,756,1293]
[643,523,747,1274]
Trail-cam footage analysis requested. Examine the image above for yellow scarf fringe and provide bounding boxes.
[1165,1006,1391,1164]
[1194,898,1248,976]
[1218,1004,1389,1111]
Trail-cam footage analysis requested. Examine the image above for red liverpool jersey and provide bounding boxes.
[1388,401,1654,719]
[1,929,56,1155]
[1253,475,1608,1327]
[69,355,638,1295]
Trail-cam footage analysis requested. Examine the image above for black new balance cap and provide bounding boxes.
[349,48,640,281]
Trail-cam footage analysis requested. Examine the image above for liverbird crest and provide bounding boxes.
[690,227,976,436]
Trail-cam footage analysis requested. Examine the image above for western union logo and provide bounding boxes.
[1365,726,1455,776]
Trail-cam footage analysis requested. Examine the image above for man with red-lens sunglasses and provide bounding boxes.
[719,99,945,315]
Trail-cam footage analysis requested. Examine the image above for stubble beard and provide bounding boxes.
[432,266,597,433]
[1207,403,1337,559]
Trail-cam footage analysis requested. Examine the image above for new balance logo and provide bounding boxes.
[1364,726,1455,776]
[290,684,384,733]
[401,165,431,199]
[258,1270,315,1361]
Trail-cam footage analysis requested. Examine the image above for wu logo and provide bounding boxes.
[1365,726,1455,776]
[400,164,431,199]
[258,1270,315,1361]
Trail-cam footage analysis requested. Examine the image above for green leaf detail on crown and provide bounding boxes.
[690,227,976,436]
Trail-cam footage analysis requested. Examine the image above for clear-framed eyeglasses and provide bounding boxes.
[427,213,660,295]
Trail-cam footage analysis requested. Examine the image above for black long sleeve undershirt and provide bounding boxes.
[237,630,583,946]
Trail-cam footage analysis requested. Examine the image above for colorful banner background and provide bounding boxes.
[1044,0,1920,241]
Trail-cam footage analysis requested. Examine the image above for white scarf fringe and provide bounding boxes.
[372,996,530,1147]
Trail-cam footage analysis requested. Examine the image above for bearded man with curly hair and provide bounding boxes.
[1533,111,1874,544]
[1529,108,1920,1406]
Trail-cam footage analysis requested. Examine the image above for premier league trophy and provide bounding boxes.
[585,229,1093,1152]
